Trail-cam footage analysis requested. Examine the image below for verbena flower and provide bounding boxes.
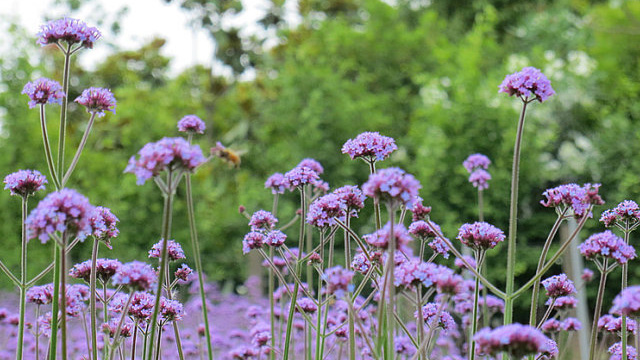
[37,18,101,48]
[408,220,440,239]
[432,267,464,295]
[599,315,637,334]
[69,258,121,283]
[541,319,561,333]
[499,67,555,103]
[395,336,416,356]
[416,303,456,333]
[323,266,354,297]
[175,264,193,281]
[561,317,582,331]
[332,185,366,215]
[242,232,265,254]
[362,167,421,209]
[25,188,95,242]
[600,200,640,228]
[297,158,324,174]
[159,297,184,322]
[579,230,636,265]
[112,261,157,291]
[102,318,133,338]
[463,153,491,173]
[480,295,505,313]
[177,114,206,134]
[22,78,64,108]
[611,285,640,318]
[540,183,604,218]
[264,173,287,194]
[149,239,186,261]
[546,296,578,310]
[394,259,436,289]
[363,222,413,251]
[89,206,119,248]
[124,137,207,185]
[469,169,491,190]
[341,132,397,162]
[26,284,54,305]
[454,255,477,270]
[249,210,278,231]
[457,221,506,251]
[296,298,318,313]
[306,193,347,228]
[428,236,450,258]
[541,274,576,298]
[608,342,637,360]
[264,230,286,247]
[352,251,371,274]
[474,323,554,358]
[283,165,319,189]
[3,169,47,197]
[411,198,431,221]
[128,292,155,321]
[581,268,594,282]
[75,87,116,117]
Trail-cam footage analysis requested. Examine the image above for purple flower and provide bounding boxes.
[579,230,636,265]
[457,221,506,251]
[599,315,637,334]
[546,296,578,310]
[175,264,193,281]
[474,323,554,358]
[3,169,47,197]
[454,255,477,270]
[411,198,431,221]
[25,188,95,242]
[608,342,637,360]
[561,317,582,331]
[159,297,184,322]
[242,231,265,254]
[74,87,116,117]
[22,78,65,108]
[463,153,491,173]
[249,210,278,231]
[611,285,640,318]
[429,236,451,258]
[332,185,366,215]
[408,220,439,239]
[264,172,287,194]
[469,169,491,190]
[363,222,413,251]
[89,206,119,247]
[432,267,464,295]
[264,230,286,247]
[581,268,594,282]
[395,336,416,356]
[499,67,555,103]
[541,319,561,333]
[362,167,421,208]
[37,18,101,48]
[600,200,640,227]
[540,183,604,218]
[297,158,324,174]
[307,193,347,228]
[351,251,372,274]
[296,298,318,313]
[283,165,319,189]
[541,274,576,298]
[112,261,157,291]
[416,303,456,333]
[149,239,186,262]
[124,137,207,185]
[69,258,121,282]
[324,266,354,296]
[102,318,133,338]
[480,295,505,313]
[177,114,206,134]
[26,284,54,305]
[394,259,436,288]
[128,292,155,320]
[341,132,397,162]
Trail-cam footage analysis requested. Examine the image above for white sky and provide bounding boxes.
[0,0,298,75]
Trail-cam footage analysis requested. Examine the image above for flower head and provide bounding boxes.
[249,210,278,231]
[546,296,578,310]
[284,166,319,189]
[540,183,604,218]
[463,154,491,173]
[75,87,116,117]
[22,78,64,108]
[457,222,505,251]
[89,206,119,247]
[332,185,366,215]
[26,284,54,305]
[37,18,101,48]
[307,193,347,228]
[25,188,95,242]
[149,239,186,262]
[175,264,193,281]
[242,232,265,254]
[541,274,576,298]
[499,67,555,103]
[177,115,206,134]
[297,158,324,174]
[265,230,286,247]
[579,230,636,265]
[69,258,121,283]
[474,323,554,358]
[394,260,436,289]
[362,167,421,209]
[363,222,413,251]
[102,318,133,338]
[469,169,491,190]
[296,298,318,313]
[608,342,637,360]
[124,137,207,185]
[611,285,640,318]
[265,173,287,194]
[159,297,184,322]
[112,261,157,291]
[411,199,432,222]
[600,200,640,227]
[416,303,456,333]
[341,132,397,162]
[128,292,155,320]
[324,266,354,297]
[4,170,47,197]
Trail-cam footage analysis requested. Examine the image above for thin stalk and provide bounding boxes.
[60,235,68,360]
[368,161,381,230]
[621,221,630,360]
[49,243,62,360]
[16,196,28,360]
[35,306,40,360]
[536,300,556,329]
[269,247,275,360]
[415,287,424,360]
[154,326,164,360]
[57,44,72,183]
[504,99,529,325]
[468,251,484,360]
[349,291,356,360]
[385,207,396,358]
[131,320,139,360]
[39,105,60,189]
[109,290,134,360]
[344,217,351,269]
[588,264,608,360]
[90,239,99,360]
[102,282,109,360]
[62,113,97,186]
[477,189,484,222]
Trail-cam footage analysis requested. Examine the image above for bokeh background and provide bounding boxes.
[0,0,639,325]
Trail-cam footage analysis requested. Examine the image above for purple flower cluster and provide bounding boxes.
[177,115,206,134]
[547,296,578,310]
[457,221,506,251]
[541,274,576,298]
[26,284,54,305]
[499,66,556,103]
[74,87,116,117]
[394,259,435,288]
[296,298,318,314]
[125,137,207,185]
[600,200,640,227]
[579,230,636,265]
[36,18,101,48]
[474,323,555,358]
[242,232,265,254]
[611,285,640,318]
[22,78,65,108]
[283,165,319,189]
[249,210,278,231]
[411,199,432,221]
[160,297,184,322]
[112,261,158,291]
[362,167,421,208]
[69,258,122,282]
[323,266,354,297]
[3,169,47,197]
[608,342,637,360]
[468,169,491,190]
[599,315,637,334]
[149,239,186,262]
[129,292,155,321]
[297,158,324,174]
[416,303,456,333]
[363,222,413,251]
[463,153,492,190]
[25,188,95,242]
[90,206,119,246]
[332,185,366,214]
[264,173,287,194]
[341,132,397,162]
[540,183,604,218]
[306,193,347,228]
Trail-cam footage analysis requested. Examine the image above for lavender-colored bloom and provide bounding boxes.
[25,188,95,242]
[429,236,451,258]
[283,165,319,189]
[306,193,347,228]
[579,230,636,265]
[264,230,286,247]
[499,67,556,103]
[409,220,440,239]
[249,210,278,231]
[37,18,100,48]
[469,169,491,190]
[128,292,155,320]
[332,185,366,215]
[296,298,317,313]
[3,169,47,197]
[175,264,193,281]
[264,172,287,194]
[546,296,578,310]
[112,261,157,291]
[227,346,258,359]
[540,319,561,333]
[362,167,421,208]
[69,258,121,282]
[582,268,594,282]
[394,259,435,288]
[363,222,413,251]
[454,255,477,270]
[341,132,397,162]
[608,342,637,360]
[416,303,456,334]
[433,268,464,295]
[561,317,582,331]
[411,198,432,221]
[474,323,554,358]
[26,284,54,305]
[177,114,206,134]
[297,158,324,174]
[540,183,604,218]
[124,137,207,185]
[480,295,505,313]
[89,206,119,247]
[457,221,506,251]
[102,318,133,338]
[75,87,116,117]
[159,297,184,322]
[250,322,271,348]
[463,153,491,173]
[351,252,371,274]
[242,232,265,254]
[611,285,640,318]
[541,274,576,298]
[599,315,637,334]
[324,266,354,297]
[22,78,64,108]
[149,239,186,261]
[395,336,416,356]
[600,200,640,227]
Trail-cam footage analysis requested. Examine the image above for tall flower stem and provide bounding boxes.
[468,250,484,360]
[504,99,529,325]
[621,221,630,360]
[588,262,608,360]
[368,161,381,230]
[130,321,139,360]
[62,113,97,186]
[90,238,100,360]
[39,105,60,190]
[60,234,68,360]
[49,240,62,360]
[57,44,72,182]
[384,207,396,358]
[146,169,175,360]
[415,287,424,360]
[109,291,134,360]
[16,196,28,360]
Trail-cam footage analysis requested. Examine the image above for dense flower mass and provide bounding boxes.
[25,188,95,242]
[22,78,65,108]
[608,342,637,360]
[249,210,278,231]
[90,206,119,246]
[363,222,413,251]
[362,167,421,208]
[474,323,554,358]
[124,137,207,185]
[283,166,319,188]
[177,114,206,134]
[242,232,265,254]
[3,169,47,197]
[394,259,435,288]
[463,153,491,173]
[69,258,121,282]
[307,193,347,228]
[149,239,186,262]
[341,132,397,162]
[324,266,354,296]
[611,286,640,317]
[457,222,505,250]
[160,297,184,322]
[112,261,157,291]
[26,284,54,305]
[264,230,286,247]
[541,274,576,298]
[600,200,640,227]
[499,66,556,102]
[599,315,637,334]
[468,169,491,190]
[540,183,604,218]
[36,18,101,48]
[579,230,636,265]
[264,172,287,194]
[332,185,366,214]
[74,87,116,117]
[417,303,456,333]
[297,159,324,174]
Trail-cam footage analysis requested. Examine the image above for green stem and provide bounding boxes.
[416,287,424,360]
[477,189,484,222]
[48,242,61,359]
[62,113,96,186]
[622,223,630,360]
[469,251,484,360]
[90,238,99,360]
[57,44,72,184]
[504,99,529,325]
[103,281,109,360]
[16,197,28,360]
[109,290,134,360]
[368,161,381,230]
[588,265,608,360]
[39,105,61,190]
[60,235,68,360]
[130,321,139,360]
[385,207,396,359]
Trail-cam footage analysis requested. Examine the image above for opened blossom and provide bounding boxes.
[69,258,121,282]
[112,261,157,291]
[363,222,413,251]
[611,285,640,318]
[22,78,65,108]
[499,66,555,102]
[541,274,576,298]
[75,87,116,117]
[341,132,397,162]
[3,169,47,197]
[248,210,278,231]
[177,114,206,134]
[264,173,287,194]
[473,323,554,358]
[540,183,604,218]
[306,193,347,228]
[149,239,186,261]
[457,221,505,251]
[362,167,421,208]
[579,230,636,265]
[600,200,640,227]
[37,17,100,48]
[463,153,491,173]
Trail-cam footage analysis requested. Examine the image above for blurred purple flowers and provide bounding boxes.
[177,114,206,134]
[362,167,421,208]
